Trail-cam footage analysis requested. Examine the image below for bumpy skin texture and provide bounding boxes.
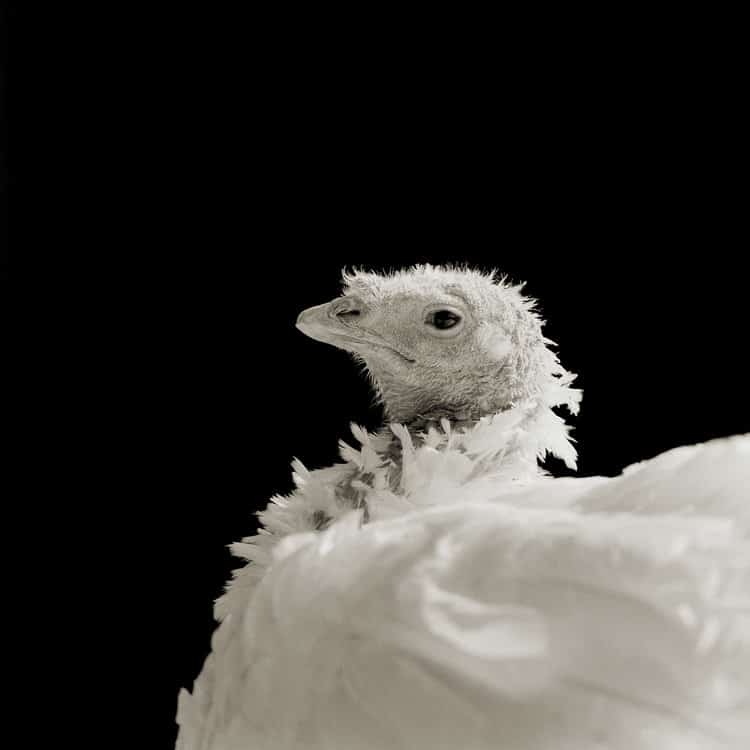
[177,266,750,750]
[298,265,576,425]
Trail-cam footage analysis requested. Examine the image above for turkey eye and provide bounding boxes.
[429,310,461,329]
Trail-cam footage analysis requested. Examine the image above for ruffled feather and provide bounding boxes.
[179,430,750,749]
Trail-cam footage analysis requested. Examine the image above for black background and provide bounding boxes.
[0,1,7,281]
[18,13,747,746]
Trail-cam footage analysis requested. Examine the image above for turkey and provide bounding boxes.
[177,265,750,750]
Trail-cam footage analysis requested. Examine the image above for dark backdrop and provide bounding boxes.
[112,28,749,746]
[0,4,745,746]
[0,1,7,281]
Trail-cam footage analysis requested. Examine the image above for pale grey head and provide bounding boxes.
[296,265,573,428]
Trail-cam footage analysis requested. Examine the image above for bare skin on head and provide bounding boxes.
[296,265,572,430]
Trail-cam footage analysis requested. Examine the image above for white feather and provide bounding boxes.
[178,417,750,749]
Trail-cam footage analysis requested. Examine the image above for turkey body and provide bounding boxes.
[176,410,750,750]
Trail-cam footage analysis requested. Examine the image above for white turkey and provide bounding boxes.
[177,265,749,749]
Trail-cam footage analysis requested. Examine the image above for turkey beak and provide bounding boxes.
[296,298,364,347]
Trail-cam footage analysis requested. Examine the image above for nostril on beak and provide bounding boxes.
[331,299,363,320]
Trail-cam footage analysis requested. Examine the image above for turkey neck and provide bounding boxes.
[400,407,482,435]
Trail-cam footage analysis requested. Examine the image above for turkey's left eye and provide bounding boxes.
[427,310,462,330]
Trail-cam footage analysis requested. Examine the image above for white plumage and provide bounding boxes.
[177,267,749,749]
